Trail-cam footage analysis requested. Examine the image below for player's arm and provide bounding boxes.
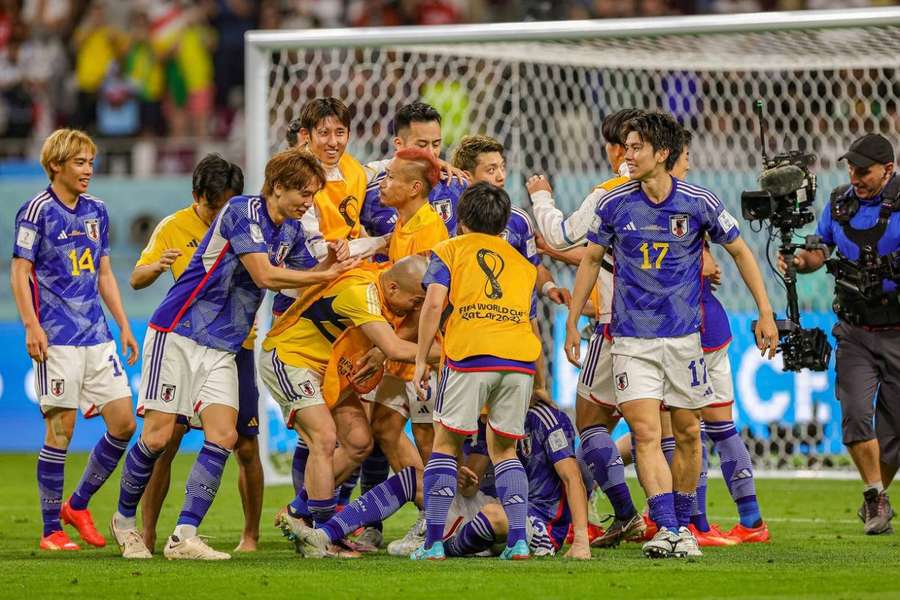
[413,282,447,397]
[10,257,47,362]
[130,249,181,290]
[553,456,591,559]
[98,255,138,365]
[536,232,586,267]
[359,320,441,364]
[721,236,778,358]
[528,175,605,250]
[239,249,356,291]
[565,242,606,367]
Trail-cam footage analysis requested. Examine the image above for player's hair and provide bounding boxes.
[192,154,244,203]
[622,112,684,171]
[601,108,646,146]
[296,97,351,137]
[457,182,510,235]
[394,147,441,193]
[450,135,504,173]
[39,129,97,181]
[262,148,326,197]
[393,101,442,137]
[670,128,693,166]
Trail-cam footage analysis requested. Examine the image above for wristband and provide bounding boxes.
[541,281,557,297]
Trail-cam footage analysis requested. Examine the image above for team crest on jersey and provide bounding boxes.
[50,379,65,397]
[433,199,452,223]
[274,241,291,265]
[519,434,533,457]
[615,372,629,391]
[161,384,177,403]
[669,214,689,238]
[297,380,316,397]
[84,219,101,242]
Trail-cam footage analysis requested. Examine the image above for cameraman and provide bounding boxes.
[787,134,900,536]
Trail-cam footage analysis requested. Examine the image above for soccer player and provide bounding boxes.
[283,400,592,560]
[12,129,138,551]
[360,101,468,239]
[129,154,265,553]
[411,182,541,560]
[526,110,647,546]
[109,149,354,560]
[565,112,778,558]
[262,254,440,551]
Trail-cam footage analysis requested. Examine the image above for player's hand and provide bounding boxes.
[457,465,480,497]
[564,319,582,368]
[121,327,139,366]
[157,249,182,272]
[546,285,571,306]
[328,239,351,263]
[325,257,361,280]
[755,312,779,359]
[526,174,552,196]
[25,322,49,362]
[352,347,386,385]
[439,159,469,183]
[564,537,591,560]
[413,359,432,400]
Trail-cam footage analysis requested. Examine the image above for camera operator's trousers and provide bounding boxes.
[833,321,900,466]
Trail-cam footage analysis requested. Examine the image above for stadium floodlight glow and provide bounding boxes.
[246,8,900,484]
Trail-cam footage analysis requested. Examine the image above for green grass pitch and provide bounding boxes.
[0,453,898,600]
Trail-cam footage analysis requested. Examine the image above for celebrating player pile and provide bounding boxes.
[17,104,780,563]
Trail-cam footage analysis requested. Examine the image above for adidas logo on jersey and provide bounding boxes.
[187,239,199,248]
[503,494,526,506]
[623,221,637,231]
[430,486,455,498]
[734,468,753,480]
[57,231,68,240]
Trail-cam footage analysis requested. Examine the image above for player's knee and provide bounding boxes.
[481,503,508,536]
[108,415,137,441]
[343,431,374,464]
[307,429,338,458]
[205,427,238,451]
[142,428,174,453]
[674,419,701,445]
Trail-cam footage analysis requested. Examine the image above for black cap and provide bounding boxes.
[839,133,895,168]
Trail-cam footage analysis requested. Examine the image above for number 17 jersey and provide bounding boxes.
[587,177,740,339]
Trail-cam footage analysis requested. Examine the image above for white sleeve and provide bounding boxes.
[364,158,391,184]
[530,187,606,250]
[301,205,328,260]
[348,235,389,259]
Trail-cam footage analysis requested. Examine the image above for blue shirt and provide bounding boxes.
[518,403,577,548]
[13,187,113,346]
[503,206,541,266]
[817,184,900,294]
[587,178,740,338]
[149,195,316,353]
[361,172,467,238]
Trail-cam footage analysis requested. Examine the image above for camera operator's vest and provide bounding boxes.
[829,177,900,327]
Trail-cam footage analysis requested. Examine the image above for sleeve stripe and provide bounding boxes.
[531,404,558,430]
[510,206,535,236]
[25,193,51,223]
[597,181,640,212]
[679,182,722,210]
[365,283,381,315]
[248,197,260,222]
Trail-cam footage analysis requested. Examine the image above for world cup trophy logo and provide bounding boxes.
[476,248,505,300]
[338,195,359,227]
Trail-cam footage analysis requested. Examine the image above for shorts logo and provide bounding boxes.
[50,379,65,397]
[274,241,291,265]
[669,214,689,238]
[615,372,629,391]
[338,196,359,227]
[297,380,316,397]
[84,219,101,242]
[161,384,177,403]
[519,434,532,457]
[433,199,452,223]
[476,248,505,300]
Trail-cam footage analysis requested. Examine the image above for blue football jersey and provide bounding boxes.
[13,187,113,346]
[360,171,467,238]
[587,178,740,338]
[149,195,316,353]
[503,206,541,266]
[517,403,577,546]
[701,276,732,351]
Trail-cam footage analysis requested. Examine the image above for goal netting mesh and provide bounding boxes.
[248,13,900,480]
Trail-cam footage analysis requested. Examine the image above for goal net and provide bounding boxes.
[246,8,900,483]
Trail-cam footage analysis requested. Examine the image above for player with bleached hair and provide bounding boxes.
[12,129,138,552]
[566,112,778,558]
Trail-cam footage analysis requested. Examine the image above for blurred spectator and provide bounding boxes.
[0,1,16,51]
[20,0,71,137]
[206,0,258,134]
[97,61,140,136]
[121,8,165,136]
[414,0,461,25]
[0,20,35,137]
[71,1,125,131]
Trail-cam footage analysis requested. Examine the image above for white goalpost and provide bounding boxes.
[245,8,900,484]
